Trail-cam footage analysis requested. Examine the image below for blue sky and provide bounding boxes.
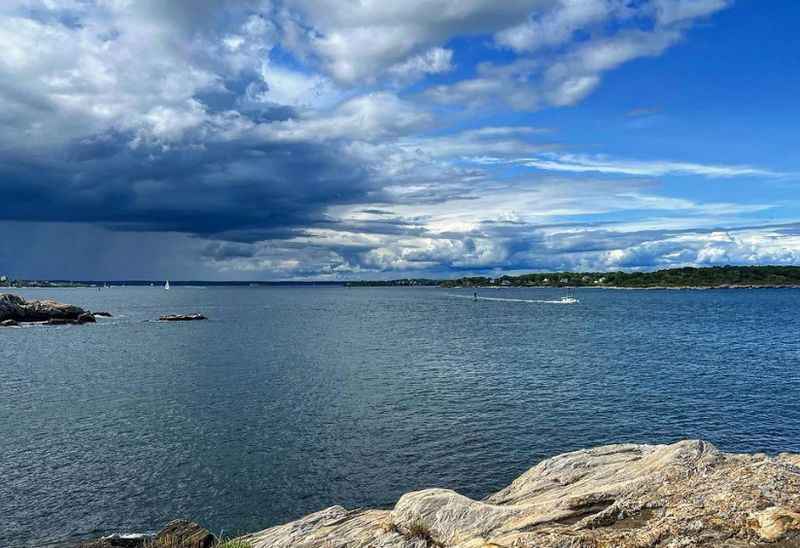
[0,0,798,280]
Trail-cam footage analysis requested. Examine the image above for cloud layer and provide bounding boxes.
[2,0,796,279]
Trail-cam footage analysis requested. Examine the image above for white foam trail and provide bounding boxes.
[445,293,575,304]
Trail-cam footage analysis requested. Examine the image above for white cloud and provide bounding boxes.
[0,6,225,146]
[284,0,549,83]
[428,0,730,110]
[427,27,683,109]
[399,125,555,160]
[255,62,340,109]
[597,228,800,270]
[512,152,783,178]
[258,92,432,142]
[496,0,632,53]
[387,47,454,82]
[653,0,731,25]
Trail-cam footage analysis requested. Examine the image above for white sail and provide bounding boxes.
[165,280,170,290]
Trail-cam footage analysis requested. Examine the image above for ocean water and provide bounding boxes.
[2,286,799,547]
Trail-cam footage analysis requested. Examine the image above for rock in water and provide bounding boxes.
[0,319,18,327]
[77,312,96,324]
[243,440,800,547]
[0,293,88,323]
[81,521,214,548]
[155,520,216,548]
[80,533,150,548]
[159,314,207,321]
[93,311,113,317]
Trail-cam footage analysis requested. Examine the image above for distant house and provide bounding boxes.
[0,275,7,284]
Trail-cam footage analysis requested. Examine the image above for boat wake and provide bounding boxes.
[445,293,578,304]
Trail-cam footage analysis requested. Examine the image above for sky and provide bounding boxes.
[0,0,798,280]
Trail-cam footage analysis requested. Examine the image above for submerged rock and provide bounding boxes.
[243,440,800,547]
[159,314,207,321]
[0,293,88,323]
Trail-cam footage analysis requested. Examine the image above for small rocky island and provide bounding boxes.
[0,294,212,326]
[159,313,207,321]
[0,293,99,326]
[85,440,800,547]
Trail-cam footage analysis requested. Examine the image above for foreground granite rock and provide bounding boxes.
[0,293,89,324]
[243,440,800,547]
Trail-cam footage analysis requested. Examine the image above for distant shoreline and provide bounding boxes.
[439,284,800,290]
[5,265,800,290]
[595,284,800,290]
[6,283,800,291]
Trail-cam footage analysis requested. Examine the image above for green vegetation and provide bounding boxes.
[144,537,251,548]
[215,540,252,548]
[440,266,800,288]
[344,278,440,287]
[4,266,800,290]
[0,277,87,288]
[333,266,799,288]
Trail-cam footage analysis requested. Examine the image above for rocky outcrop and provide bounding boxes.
[243,440,800,547]
[154,520,216,548]
[81,520,215,548]
[80,533,148,548]
[0,293,89,324]
[159,313,207,321]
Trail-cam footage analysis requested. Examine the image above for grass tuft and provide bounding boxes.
[215,539,252,548]
[405,519,430,539]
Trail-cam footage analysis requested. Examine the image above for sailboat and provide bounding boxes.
[164,280,170,290]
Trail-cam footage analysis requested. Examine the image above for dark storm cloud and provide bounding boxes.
[0,134,372,240]
[327,218,429,237]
